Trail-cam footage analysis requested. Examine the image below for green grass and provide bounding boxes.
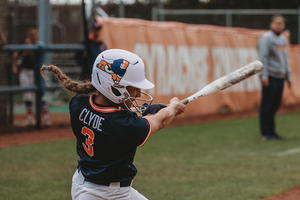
[1,112,300,200]
[0,140,77,200]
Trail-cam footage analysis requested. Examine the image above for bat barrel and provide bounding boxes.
[179,60,263,105]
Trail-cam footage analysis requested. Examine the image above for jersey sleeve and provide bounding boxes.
[129,115,152,147]
[258,35,271,79]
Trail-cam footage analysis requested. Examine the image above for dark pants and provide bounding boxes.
[259,76,284,136]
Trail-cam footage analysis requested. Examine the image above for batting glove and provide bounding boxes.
[142,103,167,116]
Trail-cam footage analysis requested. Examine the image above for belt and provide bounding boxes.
[77,166,132,187]
[95,180,132,187]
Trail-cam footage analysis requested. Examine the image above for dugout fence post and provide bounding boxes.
[35,46,45,129]
[7,53,14,124]
[151,8,158,21]
[226,10,232,27]
[158,0,165,21]
[119,0,125,18]
[36,0,51,128]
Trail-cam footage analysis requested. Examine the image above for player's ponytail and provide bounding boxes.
[41,65,97,94]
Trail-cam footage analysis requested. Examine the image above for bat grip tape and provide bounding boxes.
[181,99,189,105]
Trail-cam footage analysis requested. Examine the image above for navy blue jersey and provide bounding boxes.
[69,94,151,184]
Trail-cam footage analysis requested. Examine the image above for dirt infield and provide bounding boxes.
[1,107,300,200]
[0,113,74,149]
[261,186,300,200]
[0,109,260,148]
[1,105,299,149]
[0,110,260,148]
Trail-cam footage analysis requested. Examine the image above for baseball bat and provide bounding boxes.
[181,60,263,105]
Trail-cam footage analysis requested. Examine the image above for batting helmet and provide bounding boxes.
[91,49,154,114]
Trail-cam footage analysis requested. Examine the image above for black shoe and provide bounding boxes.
[273,133,284,140]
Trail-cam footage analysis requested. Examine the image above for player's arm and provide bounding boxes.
[258,36,270,86]
[144,97,185,134]
[284,39,292,88]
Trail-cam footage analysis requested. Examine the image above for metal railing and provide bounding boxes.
[1,43,84,128]
[152,8,300,44]
[0,0,86,128]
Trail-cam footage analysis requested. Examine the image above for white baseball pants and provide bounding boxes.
[71,170,148,200]
[19,68,35,102]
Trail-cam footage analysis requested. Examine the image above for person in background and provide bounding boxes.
[13,28,51,126]
[258,15,292,141]
[76,17,107,78]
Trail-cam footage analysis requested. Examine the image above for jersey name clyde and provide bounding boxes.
[79,108,105,131]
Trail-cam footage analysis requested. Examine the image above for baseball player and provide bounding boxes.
[41,49,186,200]
[14,28,51,126]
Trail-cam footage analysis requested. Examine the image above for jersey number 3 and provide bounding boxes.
[82,127,94,157]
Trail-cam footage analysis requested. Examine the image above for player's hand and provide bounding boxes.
[261,78,269,87]
[142,103,167,116]
[169,97,186,116]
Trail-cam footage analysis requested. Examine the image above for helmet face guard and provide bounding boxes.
[122,91,153,115]
[91,49,155,113]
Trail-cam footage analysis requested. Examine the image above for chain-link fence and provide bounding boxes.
[1,1,85,129]
[0,47,83,130]
[152,8,300,45]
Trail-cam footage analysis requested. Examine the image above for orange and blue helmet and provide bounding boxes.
[91,49,154,114]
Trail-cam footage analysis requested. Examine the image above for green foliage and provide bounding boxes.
[0,111,300,200]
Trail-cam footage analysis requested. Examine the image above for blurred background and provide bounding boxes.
[0,0,299,130]
[4,0,300,44]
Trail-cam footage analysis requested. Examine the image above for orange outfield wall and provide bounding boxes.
[100,18,300,117]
